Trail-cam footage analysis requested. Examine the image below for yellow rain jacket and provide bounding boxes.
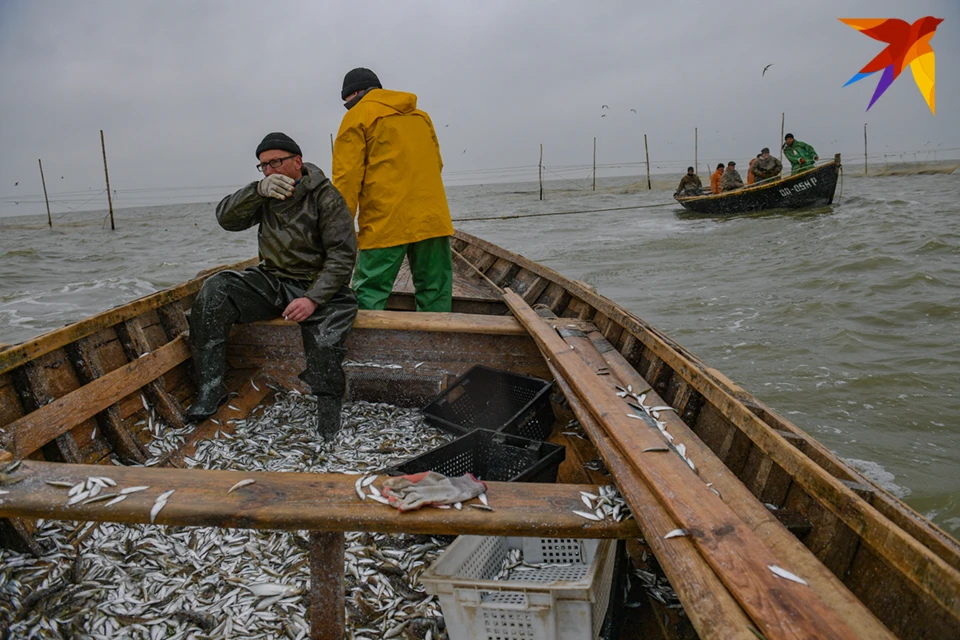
[333,89,454,250]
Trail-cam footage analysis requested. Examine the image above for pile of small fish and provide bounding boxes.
[0,393,458,639]
[571,485,632,523]
[618,385,698,473]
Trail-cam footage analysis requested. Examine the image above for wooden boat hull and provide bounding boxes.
[1,228,958,639]
[676,156,841,215]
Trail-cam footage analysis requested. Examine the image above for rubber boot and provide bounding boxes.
[185,354,227,423]
[300,346,348,442]
[316,396,343,442]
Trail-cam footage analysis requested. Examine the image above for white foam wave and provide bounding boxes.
[844,458,912,499]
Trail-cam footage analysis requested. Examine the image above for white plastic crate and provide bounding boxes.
[421,536,617,640]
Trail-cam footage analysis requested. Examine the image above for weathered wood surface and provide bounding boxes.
[3,337,190,459]
[258,310,528,335]
[0,258,256,376]
[116,317,186,430]
[575,329,894,638]
[504,289,859,640]
[547,360,756,640]
[0,461,640,539]
[310,531,345,640]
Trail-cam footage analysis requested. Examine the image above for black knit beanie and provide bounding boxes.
[341,68,382,100]
[255,132,302,158]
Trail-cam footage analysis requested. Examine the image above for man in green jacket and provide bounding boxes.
[188,132,358,441]
[782,134,818,174]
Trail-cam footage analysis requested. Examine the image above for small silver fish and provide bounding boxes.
[572,510,602,522]
[768,565,808,585]
[478,493,488,506]
[664,529,687,539]
[120,486,149,495]
[227,479,256,494]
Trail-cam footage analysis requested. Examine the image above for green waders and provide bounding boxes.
[188,266,358,440]
[352,236,453,312]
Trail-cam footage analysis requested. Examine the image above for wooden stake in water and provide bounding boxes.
[329,133,334,157]
[779,112,785,166]
[100,130,115,230]
[592,137,596,191]
[38,159,52,228]
[695,127,698,177]
[644,134,651,190]
[864,123,868,176]
[539,143,543,201]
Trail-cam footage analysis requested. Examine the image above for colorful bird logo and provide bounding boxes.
[840,16,943,114]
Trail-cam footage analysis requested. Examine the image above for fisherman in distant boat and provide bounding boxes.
[720,161,744,191]
[782,134,818,174]
[674,166,703,197]
[333,67,454,313]
[188,132,358,442]
[711,163,725,194]
[751,147,783,182]
[747,154,761,186]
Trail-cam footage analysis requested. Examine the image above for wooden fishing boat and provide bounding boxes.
[1,228,958,639]
[675,154,842,215]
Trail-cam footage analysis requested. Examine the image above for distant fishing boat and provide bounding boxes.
[676,154,841,215]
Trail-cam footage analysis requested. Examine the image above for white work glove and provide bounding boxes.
[257,174,295,200]
[382,471,487,512]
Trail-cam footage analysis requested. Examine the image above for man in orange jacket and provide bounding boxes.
[333,68,454,312]
[710,163,725,194]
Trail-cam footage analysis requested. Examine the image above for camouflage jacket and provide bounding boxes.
[720,169,744,191]
[676,174,703,194]
[752,155,783,179]
[216,163,358,306]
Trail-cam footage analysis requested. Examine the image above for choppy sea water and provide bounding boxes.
[1,172,958,534]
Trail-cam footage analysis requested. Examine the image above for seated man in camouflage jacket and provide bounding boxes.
[751,147,783,182]
[188,132,358,441]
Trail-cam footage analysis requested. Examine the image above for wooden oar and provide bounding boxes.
[503,288,860,640]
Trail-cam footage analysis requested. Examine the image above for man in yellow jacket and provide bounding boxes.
[333,68,454,312]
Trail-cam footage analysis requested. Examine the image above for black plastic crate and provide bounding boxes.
[389,429,566,483]
[422,365,555,440]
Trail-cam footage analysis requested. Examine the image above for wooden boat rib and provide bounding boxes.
[0,229,958,639]
[675,154,842,214]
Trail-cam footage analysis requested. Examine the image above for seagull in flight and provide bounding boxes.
[762,63,773,76]
[630,109,637,113]
[601,114,607,117]
[14,182,18,186]
[601,105,609,109]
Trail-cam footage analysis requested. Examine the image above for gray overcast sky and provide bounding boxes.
[0,0,957,217]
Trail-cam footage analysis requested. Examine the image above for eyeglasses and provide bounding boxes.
[256,155,297,172]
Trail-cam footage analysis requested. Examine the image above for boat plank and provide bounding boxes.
[534,281,572,315]
[0,461,641,539]
[0,374,25,429]
[504,289,861,640]
[116,317,187,430]
[157,300,190,338]
[579,330,894,638]
[65,336,147,463]
[10,357,86,463]
[845,541,960,639]
[547,364,754,640]
[310,531,345,640]
[5,337,190,459]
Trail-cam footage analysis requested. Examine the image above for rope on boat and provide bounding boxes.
[453,201,676,223]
